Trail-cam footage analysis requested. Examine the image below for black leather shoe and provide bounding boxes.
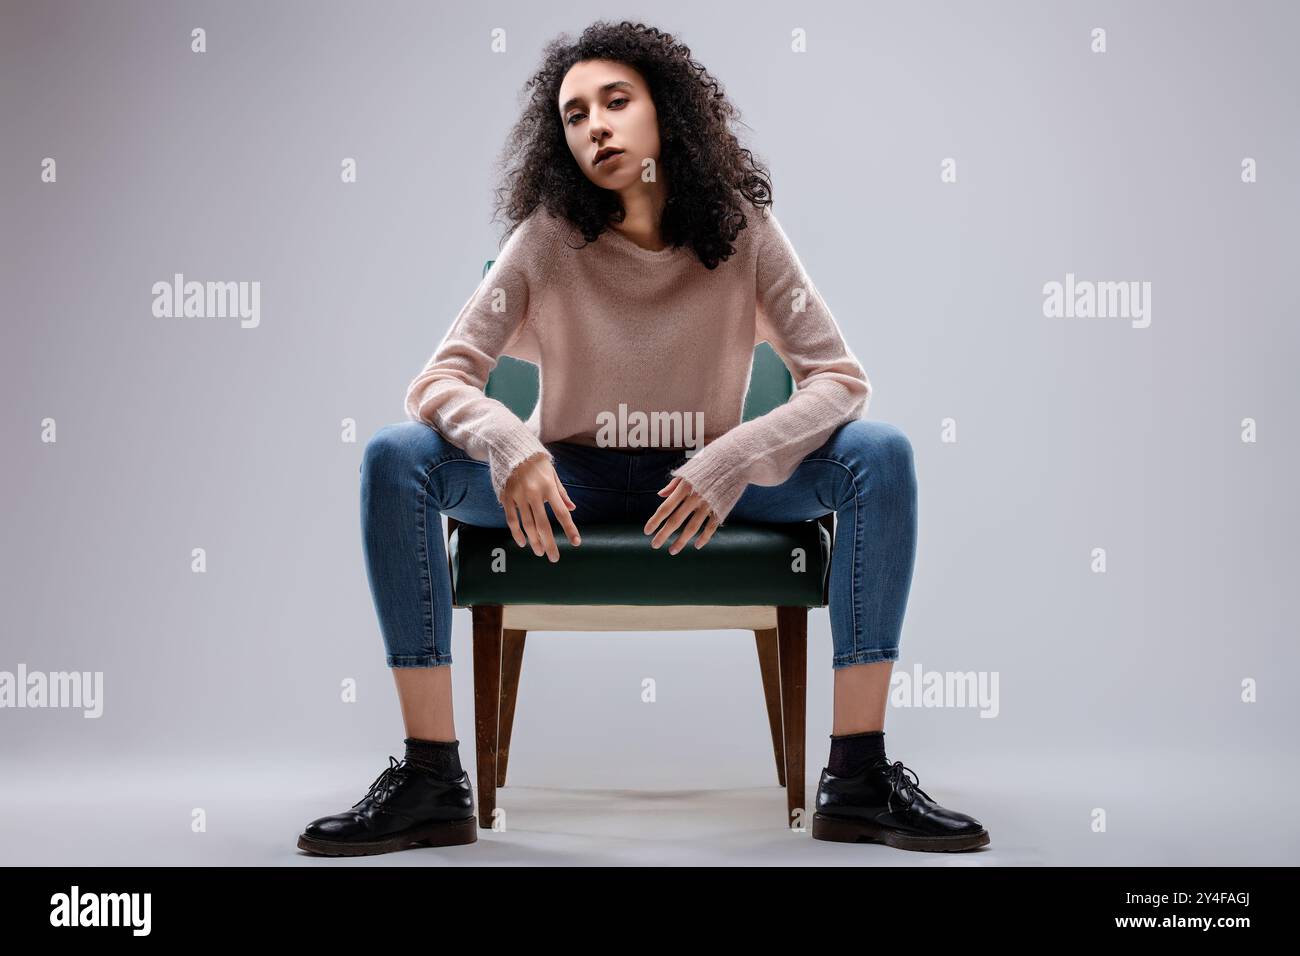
[297,755,477,856]
[812,755,990,851]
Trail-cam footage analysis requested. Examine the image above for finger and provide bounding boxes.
[530,496,559,562]
[517,499,542,556]
[656,476,681,498]
[504,498,527,548]
[693,512,721,549]
[650,494,693,549]
[552,474,577,519]
[644,481,689,537]
[668,505,709,555]
[549,487,582,547]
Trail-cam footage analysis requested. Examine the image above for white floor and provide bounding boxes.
[1,745,1294,866]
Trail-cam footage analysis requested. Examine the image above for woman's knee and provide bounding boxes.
[837,419,915,490]
[361,420,449,482]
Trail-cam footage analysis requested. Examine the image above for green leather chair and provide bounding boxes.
[447,258,835,830]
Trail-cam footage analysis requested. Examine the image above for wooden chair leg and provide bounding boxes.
[498,629,526,788]
[754,628,785,787]
[776,606,808,829]
[472,605,503,829]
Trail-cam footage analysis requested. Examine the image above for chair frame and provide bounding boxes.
[445,510,834,829]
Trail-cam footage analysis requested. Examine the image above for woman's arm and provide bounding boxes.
[668,208,872,524]
[404,209,564,506]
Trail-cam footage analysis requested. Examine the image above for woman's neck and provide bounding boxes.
[611,180,670,251]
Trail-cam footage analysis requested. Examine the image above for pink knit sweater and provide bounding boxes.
[403,205,871,525]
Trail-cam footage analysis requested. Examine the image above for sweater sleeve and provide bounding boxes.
[404,209,563,506]
[668,208,872,525]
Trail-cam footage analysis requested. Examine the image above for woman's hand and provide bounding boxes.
[501,452,582,563]
[644,476,720,554]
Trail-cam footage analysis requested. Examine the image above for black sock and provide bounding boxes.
[828,730,885,776]
[403,737,463,781]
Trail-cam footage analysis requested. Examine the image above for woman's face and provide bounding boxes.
[557,58,661,190]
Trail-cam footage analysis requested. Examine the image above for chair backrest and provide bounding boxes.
[479,258,795,421]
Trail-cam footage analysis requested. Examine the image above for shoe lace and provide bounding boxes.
[352,755,409,809]
[870,757,934,812]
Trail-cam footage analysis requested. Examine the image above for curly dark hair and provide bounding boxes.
[491,20,773,270]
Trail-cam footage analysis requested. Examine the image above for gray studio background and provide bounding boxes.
[2,0,1297,865]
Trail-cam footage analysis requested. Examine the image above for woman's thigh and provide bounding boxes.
[363,421,510,528]
[365,424,637,527]
[725,419,911,523]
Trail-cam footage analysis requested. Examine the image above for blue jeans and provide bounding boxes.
[359,418,917,670]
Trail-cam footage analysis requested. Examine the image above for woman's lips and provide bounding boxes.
[595,150,624,167]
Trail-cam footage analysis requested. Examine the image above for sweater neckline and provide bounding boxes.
[601,224,687,261]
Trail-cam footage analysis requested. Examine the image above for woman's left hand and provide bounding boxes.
[644,476,721,554]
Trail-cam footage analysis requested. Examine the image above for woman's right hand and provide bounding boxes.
[500,452,582,562]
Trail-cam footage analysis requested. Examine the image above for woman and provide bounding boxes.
[298,20,989,856]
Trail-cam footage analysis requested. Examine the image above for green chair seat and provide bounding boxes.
[450,519,830,607]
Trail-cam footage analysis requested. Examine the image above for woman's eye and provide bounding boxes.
[566,97,626,126]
